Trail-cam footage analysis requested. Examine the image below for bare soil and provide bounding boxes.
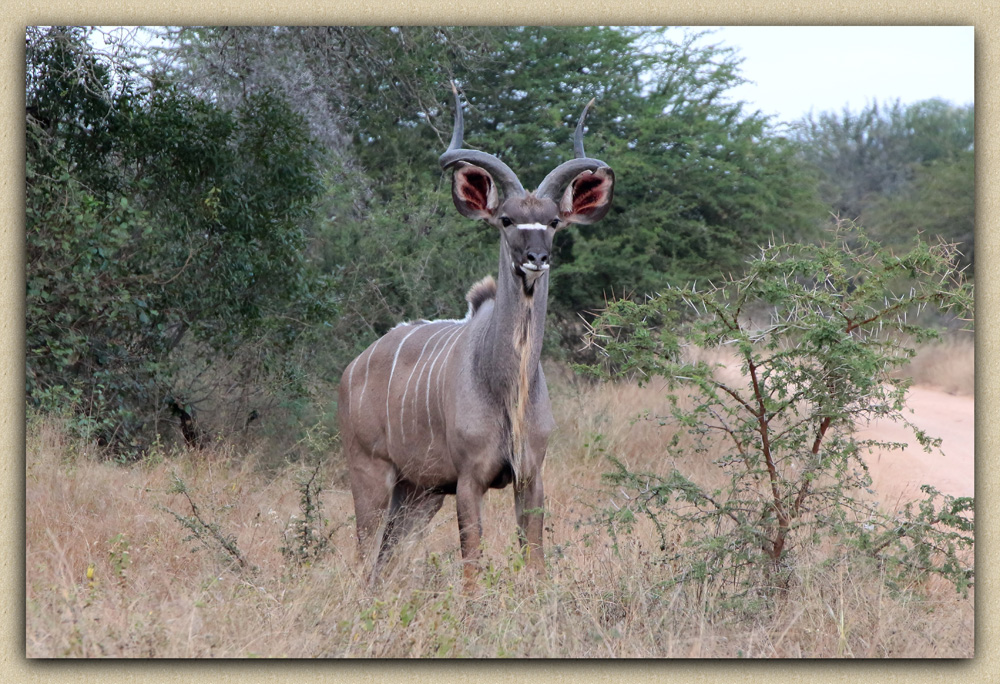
[858,386,974,506]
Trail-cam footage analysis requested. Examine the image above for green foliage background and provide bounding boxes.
[24,26,974,453]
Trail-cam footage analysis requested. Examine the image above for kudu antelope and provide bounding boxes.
[338,85,615,587]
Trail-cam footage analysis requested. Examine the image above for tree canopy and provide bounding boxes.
[791,98,974,270]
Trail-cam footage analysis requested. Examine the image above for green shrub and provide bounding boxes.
[582,221,973,608]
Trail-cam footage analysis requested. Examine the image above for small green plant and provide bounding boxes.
[280,461,335,564]
[280,422,341,564]
[428,587,459,657]
[582,221,974,606]
[582,432,608,461]
[160,471,252,573]
[107,533,132,582]
[359,599,388,631]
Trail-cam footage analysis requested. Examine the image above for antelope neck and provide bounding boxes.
[477,239,548,392]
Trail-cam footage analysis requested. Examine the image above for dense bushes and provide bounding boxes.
[26,27,335,452]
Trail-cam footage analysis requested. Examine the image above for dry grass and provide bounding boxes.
[24,344,974,658]
[900,334,975,396]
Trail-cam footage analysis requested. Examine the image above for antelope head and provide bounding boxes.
[439,84,615,294]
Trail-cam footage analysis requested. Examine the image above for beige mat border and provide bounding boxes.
[2,3,993,682]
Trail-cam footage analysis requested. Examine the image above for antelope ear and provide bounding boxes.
[559,167,615,225]
[451,163,499,220]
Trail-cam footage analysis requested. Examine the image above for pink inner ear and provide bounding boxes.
[561,169,613,222]
[571,173,610,214]
[456,167,493,212]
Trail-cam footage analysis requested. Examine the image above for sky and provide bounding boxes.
[88,25,975,127]
[694,26,975,124]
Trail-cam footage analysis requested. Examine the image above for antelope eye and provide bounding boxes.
[500,217,513,227]
[549,219,560,228]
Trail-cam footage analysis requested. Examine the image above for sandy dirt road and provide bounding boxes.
[857,386,974,509]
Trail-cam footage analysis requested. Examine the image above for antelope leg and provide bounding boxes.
[515,473,545,573]
[456,476,486,590]
[348,457,396,561]
[380,480,446,563]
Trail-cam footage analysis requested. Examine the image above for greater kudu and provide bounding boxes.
[338,84,615,588]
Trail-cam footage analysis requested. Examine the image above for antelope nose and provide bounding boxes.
[526,250,549,267]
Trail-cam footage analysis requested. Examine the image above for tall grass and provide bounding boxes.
[25,345,973,658]
[900,334,975,396]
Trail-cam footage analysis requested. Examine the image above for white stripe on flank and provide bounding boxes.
[410,324,454,419]
[423,324,464,443]
[385,323,426,450]
[410,323,459,443]
[346,356,357,412]
[435,325,467,418]
[357,335,386,411]
[517,222,548,230]
[390,318,429,331]
[400,322,453,440]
